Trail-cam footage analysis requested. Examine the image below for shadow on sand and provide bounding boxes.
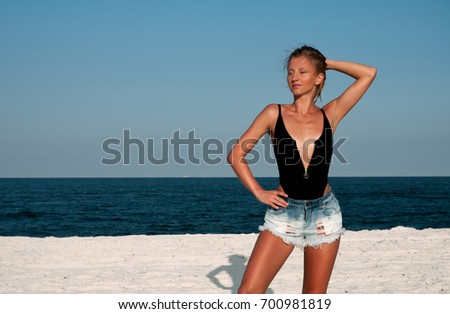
[207,254,274,294]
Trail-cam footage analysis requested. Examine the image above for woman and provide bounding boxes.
[227,45,376,294]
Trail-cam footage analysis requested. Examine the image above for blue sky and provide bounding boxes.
[1,0,449,177]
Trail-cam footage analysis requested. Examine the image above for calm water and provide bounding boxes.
[0,177,449,237]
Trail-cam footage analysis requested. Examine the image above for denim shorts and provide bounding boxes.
[259,189,344,249]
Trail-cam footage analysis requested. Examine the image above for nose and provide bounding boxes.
[291,71,300,81]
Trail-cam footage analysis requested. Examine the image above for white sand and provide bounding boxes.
[0,227,448,294]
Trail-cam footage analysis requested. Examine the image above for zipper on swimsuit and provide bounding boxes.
[303,168,309,179]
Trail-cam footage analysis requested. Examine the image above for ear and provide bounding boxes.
[315,72,325,86]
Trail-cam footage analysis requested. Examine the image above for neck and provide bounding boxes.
[292,96,318,116]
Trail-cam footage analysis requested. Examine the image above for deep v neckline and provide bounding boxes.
[278,106,325,172]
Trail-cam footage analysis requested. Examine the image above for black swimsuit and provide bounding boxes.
[272,104,333,200]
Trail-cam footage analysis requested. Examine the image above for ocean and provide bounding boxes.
[0,177,449,237]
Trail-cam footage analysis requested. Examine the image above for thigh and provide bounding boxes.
[239,230,295,294]
[302,239,340,294]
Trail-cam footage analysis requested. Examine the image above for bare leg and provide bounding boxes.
[238,230,295,294]
[302,239,340,294]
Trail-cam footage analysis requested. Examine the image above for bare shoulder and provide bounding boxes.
[253,103,279,125]
[260,103,279,117]
[321,100,338,129]
[242,103,279,137]
[322,100,336,116]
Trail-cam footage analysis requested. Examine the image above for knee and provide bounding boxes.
[302,287,327,294]
[238,284,266,294]
[237,286,250,294]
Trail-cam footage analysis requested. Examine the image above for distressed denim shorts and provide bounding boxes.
[259,189,344,249]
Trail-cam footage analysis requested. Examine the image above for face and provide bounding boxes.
[287,56,324,99]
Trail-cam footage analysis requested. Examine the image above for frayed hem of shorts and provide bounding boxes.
[304,229,345,250]
[258,225,304,249]
[258,226,345,250]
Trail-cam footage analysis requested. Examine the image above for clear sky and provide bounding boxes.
[1,0,449,177]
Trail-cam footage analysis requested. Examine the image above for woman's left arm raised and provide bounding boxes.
[324,59,377,130]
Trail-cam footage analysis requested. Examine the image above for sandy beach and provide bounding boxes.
[0,227,448,294]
